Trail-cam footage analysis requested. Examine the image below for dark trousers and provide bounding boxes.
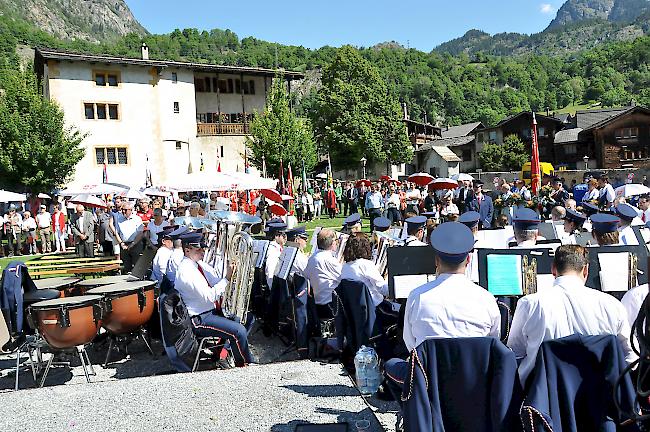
[386,207,401,225]
[368,208,382,231]
[121,241,143,273]
[76,240,94,258]
[350,200,358,215]
[7,231,22,256]
[192,310,253,367]
[384,358,408,406]
[343,200,349,216]
[328,207,336,218]
[101,241,114,257]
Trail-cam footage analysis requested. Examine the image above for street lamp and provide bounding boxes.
[360,156,367,179]
[583,155,589,170]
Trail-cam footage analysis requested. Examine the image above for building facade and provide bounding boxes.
[34,46,303,188]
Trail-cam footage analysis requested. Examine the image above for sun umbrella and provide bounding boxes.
[0,190,27,203]
[268,202,288,216]
[315,173,328,179]
[69,194,107,209]
[281,194,295,201]
[38,193,51,199]
[387,178,402,186]
[429,178,459,190]
[141,187,170,197]
[379,175,391,182]
[120,187,147,200]
[408,172,435,187]
[451,173,474,182]
[355,179,372,188]
[59,183,127,196]
[615,184,650,198]
[260,189,283,203]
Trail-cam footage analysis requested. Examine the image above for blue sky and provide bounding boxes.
[126,0,565,52]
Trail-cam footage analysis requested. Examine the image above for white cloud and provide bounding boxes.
[540,3,555,14]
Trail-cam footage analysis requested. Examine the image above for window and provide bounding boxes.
[84,103,119,120]
[176,141,182,150]
[95,148,105,164]
[461,149,472,161]
[218,79,228,93]
[616,127,639,139]
[117,148,128,164]
[204,77,211,93]
[84,103,95,119]
[93,71,120,87]
[476,132,484,143]
[538,127,546,137]
[249,80,255,95]
[174,102,180,113]
[196,113,206,123]
[564,144,577,155]
[195,78,205,92]
[235,79,241,94]
[242,81,249,95]
[488,131,497,142]
[171,72,178,83]
[108,104,118,120]
[220,146,224,158]
[522,128,531,138]
[96,104,107,120]
[227,79,234,93]
[212,78,218,92]
[95,147,128,165]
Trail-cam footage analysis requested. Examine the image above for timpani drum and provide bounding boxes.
[76,275,140,289]
[87,281,155,334]
[29,295,103,349]
[33,277,81,298]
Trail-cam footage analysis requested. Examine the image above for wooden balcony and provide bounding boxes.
[197,123,250,136]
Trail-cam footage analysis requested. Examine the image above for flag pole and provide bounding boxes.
[531,112,541,196]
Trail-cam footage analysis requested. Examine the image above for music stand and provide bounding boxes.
[477,248,555,294]
[584,243,648,293]
[387,245,437,299]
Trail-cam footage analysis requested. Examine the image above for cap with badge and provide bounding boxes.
[581,202,599,216]
[429,222,474,264]
[458,211,480,229]
[590,213,620,234]
[421,211,437,219]
[157,225,177,244]
[286,226,308,240]
[343,213,362,228]
[168,225,190,239]
[179,231,207,248]
[563,209,587,226]
[265,221,288,234]
[405,215,427,231]
[615,203,639,222]
[512,208,541,230]
[373,216,391,232]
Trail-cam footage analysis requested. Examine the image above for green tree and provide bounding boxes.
[246,75,317,180]
[0,67,85,193]
[312,46,412,169]
[479,134,529,172]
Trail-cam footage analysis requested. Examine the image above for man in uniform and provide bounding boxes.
[507,244,635,384]
[286,226,309,277]
[150,226,176,285]
[590,213,621,246]
[510,208,541,249]
[458,211,483,282]
[384,222,500,402]
[616,203,640,245]
[561,209,587,245]
[373,216,391,233]
[264,221,287,289]
[165,226,190,284]
[342,213,362,234]
[304,228,342,319]
[598,175,616,209]
[174,231,253,367]
[403,216,427,246]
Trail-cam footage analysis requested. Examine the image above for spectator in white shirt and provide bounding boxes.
[114,202,145,274]
[304,228,342,319]
[21,211,37,254]
[35,205,52,253]
[507,244,635,384]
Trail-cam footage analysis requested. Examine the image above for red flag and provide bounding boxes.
[217,160,221,172]
[530,112,541,196]
[287,164,294,196]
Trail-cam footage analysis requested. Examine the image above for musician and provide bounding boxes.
[342,213,362,234]
[174,232,253,367]
[403,216,427,246]
[507,245,635,384]
[561,209,587,245]
[339,233,388,307]
[510,208,541,249]
[165,226,190,284]
[465,180,493,229]
[621,282,649,327]
[264,222,287,289]
[150,226,176,285]
[304,228,342,319]
[384,222,501,402]
[286,226,309,277]
[615,203,640,246]
[458,211,483,282]
[590,213,621,246]
[549,177,569,207]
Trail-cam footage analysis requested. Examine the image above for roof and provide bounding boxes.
[35,47,305,80]
[554,113,572,124]
[416,136,474,152]
[554,128,583,144]
[581,106,650,131]
[495,111,564,128]
[440,122,484,139]
[575,107,633,129]
[431,146,462,162]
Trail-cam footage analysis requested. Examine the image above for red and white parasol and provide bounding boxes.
[408,172,434,187]
[355,179,372,188]
[268,202,288,216]
[260,189,283,203]
[428,178,459,190]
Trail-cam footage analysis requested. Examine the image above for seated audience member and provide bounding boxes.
[507,245,635,384]
[384,222,500,402]
[304,228,342,319]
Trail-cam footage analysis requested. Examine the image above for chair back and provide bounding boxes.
[402,337,520,432]
[158,286,197,373]
[333,279,376,355]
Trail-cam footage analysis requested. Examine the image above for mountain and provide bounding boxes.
[0,0,147,42]
[548,0,650,29]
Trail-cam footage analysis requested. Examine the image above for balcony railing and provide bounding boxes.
[197,123,250,136]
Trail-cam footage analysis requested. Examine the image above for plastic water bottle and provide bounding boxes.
[354,345,381,395]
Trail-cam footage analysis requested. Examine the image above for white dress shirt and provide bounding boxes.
[291,250,309,277]
[404,235,426,246]
[403,273,500,352]
[150,246,173,285]
[265,241,283,288]
[116,213,144,243]
[386,193,401,208]
[507,275,636,383]
[305,249,343,305]
[165,248,185,284]
[641,208,650,223]
[582,188,599,202]
[22,217,36,231]
[174,257,228,316]
[339,258,388,306]
[618,225,639,245]
[148,220,169,245]
[621,283,648,327]
[36,212,51,228]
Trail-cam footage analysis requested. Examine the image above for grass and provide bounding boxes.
[0,255,36,273]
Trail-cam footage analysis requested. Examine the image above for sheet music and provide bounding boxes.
[486,254,523,296]
[275,246,298,280]
[252,240,270,268]
[309,227,322,256]
[393,274,436,299]
[478,226,514,250]
[598,252,630,292]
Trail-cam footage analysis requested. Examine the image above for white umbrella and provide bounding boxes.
[0,190,27,203]
[451,173,474,182]
[315,173,328,179]
[120,187,147,200]
[615,184,650,198]
[38,193,51,199]
[141,187,170,197]
[69,194,107,209]
[59,183,127,196]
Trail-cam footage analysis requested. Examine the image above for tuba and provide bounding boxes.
[222,230,256,325]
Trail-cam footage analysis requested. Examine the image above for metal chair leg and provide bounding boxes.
[27,345,37,381]
[77,346,91,384]
[39,353,55,388]
[14,346,22,391]
[103,337,115,368]
[82,346,95,376]
[192,338,208,372]
[140,329,155,357]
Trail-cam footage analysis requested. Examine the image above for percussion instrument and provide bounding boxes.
[29,295,103,349]
[33,277,81,297]
[76,275,140,289]
[87,281,155,334]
